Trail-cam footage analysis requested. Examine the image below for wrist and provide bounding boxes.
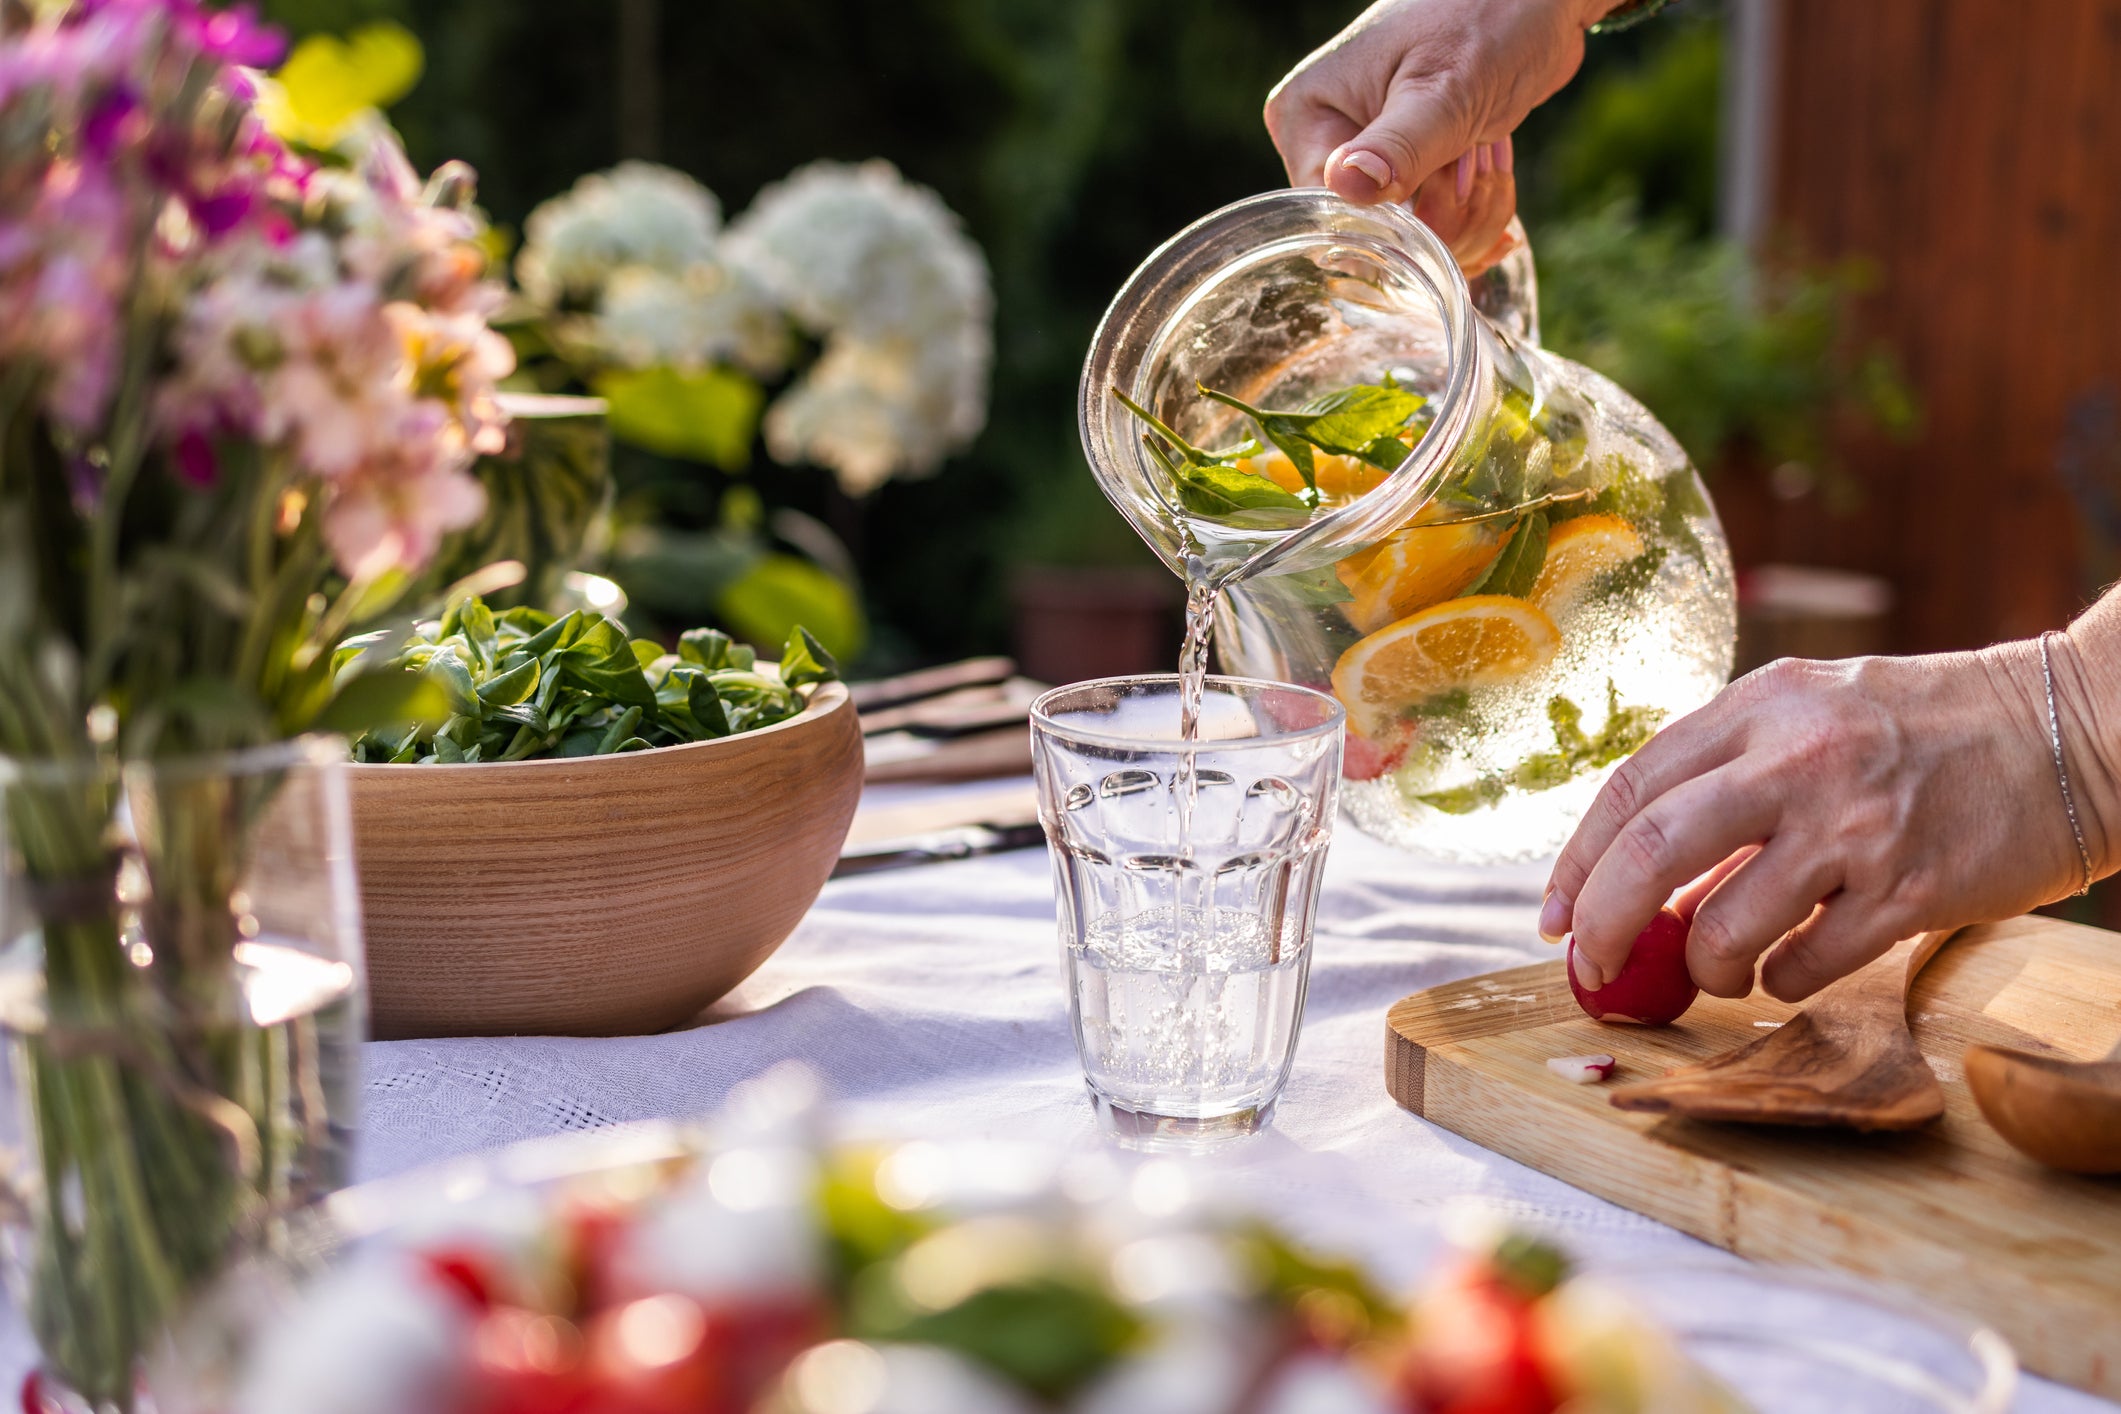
[1973,637,2103,894]
[2058,598,2121,880]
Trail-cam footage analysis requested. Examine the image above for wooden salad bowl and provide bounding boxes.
[348,682,863,1038]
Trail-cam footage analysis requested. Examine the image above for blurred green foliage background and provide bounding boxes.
[264,0,1890,670]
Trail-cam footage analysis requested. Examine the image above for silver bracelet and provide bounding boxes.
[2040,631,2095,897]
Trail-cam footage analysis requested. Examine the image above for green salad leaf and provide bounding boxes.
[344,597,839,764]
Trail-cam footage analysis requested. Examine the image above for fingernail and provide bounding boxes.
[1497,137,1514,174]
[1340,149,1393,194]
[1455,152,1474,200]
[1574,955,1606,991]
[1476,144,1493,175]
[1538,889,1570,943]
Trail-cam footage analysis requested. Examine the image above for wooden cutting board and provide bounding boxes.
[1385,914,2121,1397]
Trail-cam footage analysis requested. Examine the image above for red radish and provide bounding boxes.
[1342,721,1414,781]
[1545,1054,1616,1084]
[1567,908,1698,1026]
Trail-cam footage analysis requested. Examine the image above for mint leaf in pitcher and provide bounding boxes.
[1197,381,1431,493]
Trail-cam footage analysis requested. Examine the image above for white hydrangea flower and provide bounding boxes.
[517,161,722,306]
[763,329,987,496]
[595,259,789,376]
[728,159,990,345]
[732,160,991,491]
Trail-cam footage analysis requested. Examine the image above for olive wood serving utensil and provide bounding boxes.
[1606,928,1958,1130]
[1965,1037,2121,1175]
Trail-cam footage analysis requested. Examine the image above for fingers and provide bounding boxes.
[1412,139,1517,274]
[1266,91,1362,188]
[1565,765,1781,990]
[1680,838,1844,998]
[1670,846,1757,924]
[1542,697,1748,940]
[1323,76,1480,205]
[1756,899,1905,1003]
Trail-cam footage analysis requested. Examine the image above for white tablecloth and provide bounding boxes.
[6,779,2110,1409]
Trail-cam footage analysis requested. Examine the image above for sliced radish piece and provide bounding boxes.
[1546,1054,1617,1084]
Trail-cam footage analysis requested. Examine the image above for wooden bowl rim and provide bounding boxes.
[345,679,854,778]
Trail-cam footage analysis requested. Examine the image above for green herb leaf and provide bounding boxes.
[678,627,739,671]
[429,649,481,718]
[1169,456,1308,517]
[475,656,540,708]
[1461,511,1549,599]
[780,626,839,689]
[1296,383,1428,456]
[594,705,644,755]
[1197,387,1319,500]
[560,618,655,707]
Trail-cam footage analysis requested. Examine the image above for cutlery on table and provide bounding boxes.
[851,657,1049,785]
[1607,928,1958,1131]
[835,782,1045,877]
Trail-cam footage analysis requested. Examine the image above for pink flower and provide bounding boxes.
[319,426,487,582]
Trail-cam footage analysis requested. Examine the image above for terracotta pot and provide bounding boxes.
[1011,566,1180,686]
[348,682,863,1038]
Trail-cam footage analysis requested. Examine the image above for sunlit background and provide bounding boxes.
[263,0,2121,734]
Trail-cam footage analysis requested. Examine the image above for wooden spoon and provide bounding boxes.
[1965,1039,2121,1175]
[1607,929,1957,1131]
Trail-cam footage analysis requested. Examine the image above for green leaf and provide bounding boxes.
[1165,453,1308,518]
[1295,383,1428,455]
[1414,777,1508,815]
[515,608,581,661]
[460,599,498,662]
[595,365,764,470]
[779,626,839,690]
[499,605,555,635]
[678,627,738,671]
[476,656,541,708]
[1355,432,1415,472]
[1197,387,1318,499]
[560,617,655,706]
[716,554,866,664]
[594,705,643,755]
[314,668,449,736]
[656,666,732,739]
[429,649,481,718]
[1199,382,1427,478]
[1463,511,1549,599]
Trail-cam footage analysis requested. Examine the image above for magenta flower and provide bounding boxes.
[81,85,139,158]
[172,428,217,487]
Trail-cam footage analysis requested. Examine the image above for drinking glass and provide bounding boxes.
[1030,676,1342,1148]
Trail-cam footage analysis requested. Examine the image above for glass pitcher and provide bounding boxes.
[1079,191,1735,863]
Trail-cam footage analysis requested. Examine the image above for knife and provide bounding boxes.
[832,818,1049,876]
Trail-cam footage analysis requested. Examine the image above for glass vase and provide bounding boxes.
[0,737,364,1413]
